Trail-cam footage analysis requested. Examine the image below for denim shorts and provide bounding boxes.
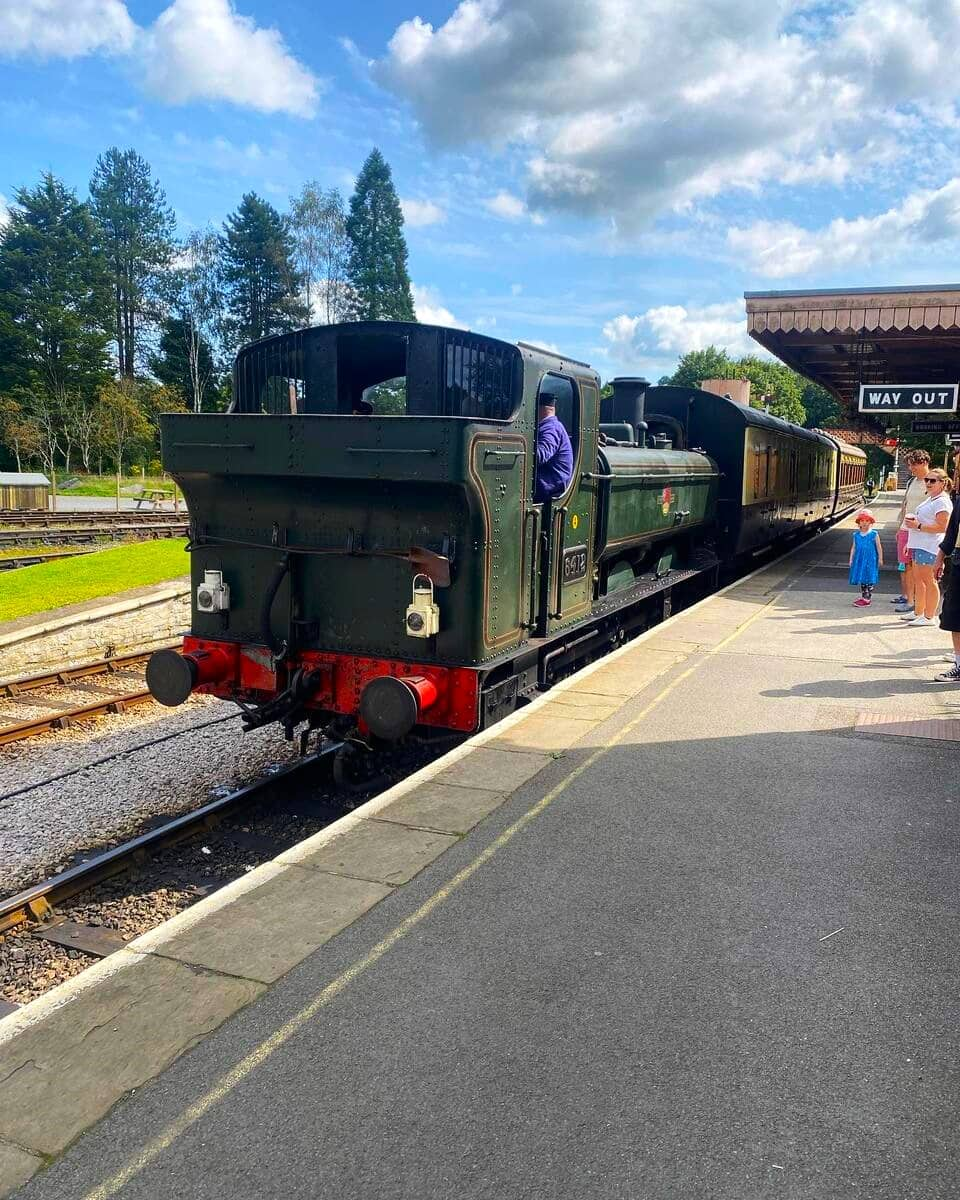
[912,548,938,566]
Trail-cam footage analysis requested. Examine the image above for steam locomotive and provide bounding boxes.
[146,321,864,759]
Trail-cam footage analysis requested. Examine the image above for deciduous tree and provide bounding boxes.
[663,346,734,389]
[160,228,228,411]
[345,149,415,322]
[801,381,842,429]
[290,183,351,325]
[0,394,40,472]
[733,356,805,425]
[151,317,221,412]
[90,148,176,376]
[97,379,157,508]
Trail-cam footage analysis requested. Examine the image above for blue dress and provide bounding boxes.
[849,530,879,586]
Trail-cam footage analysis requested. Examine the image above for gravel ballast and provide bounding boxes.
[0,692,294,894]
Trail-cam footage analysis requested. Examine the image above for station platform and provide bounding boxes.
[3,498,960,1199]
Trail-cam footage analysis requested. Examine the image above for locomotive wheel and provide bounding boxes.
[332,740,386,793]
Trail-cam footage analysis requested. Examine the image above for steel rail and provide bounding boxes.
[0,744,342,934]
[0,511,187,527]
[0,648,176,698]
[0,689,156,745]
[0,524,189,548]
[0,549,94,570]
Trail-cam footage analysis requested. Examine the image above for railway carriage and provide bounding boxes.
[146,321,862,756]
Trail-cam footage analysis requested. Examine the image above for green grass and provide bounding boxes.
[59,475,175,498]
[0,538,189,624]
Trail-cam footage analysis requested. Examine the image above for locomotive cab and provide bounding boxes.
[150,323,608,740]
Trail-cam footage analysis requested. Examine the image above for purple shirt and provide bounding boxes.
[534,414,574,502]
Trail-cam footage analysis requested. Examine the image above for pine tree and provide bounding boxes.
[345,149,415,321]
[221,193,307,349]
[0,173,111,474]
[90,148,176,377]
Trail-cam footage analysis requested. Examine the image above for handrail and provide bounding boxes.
[346,447,438,455]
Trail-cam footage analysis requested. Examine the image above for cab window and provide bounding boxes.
[538,373,579,464]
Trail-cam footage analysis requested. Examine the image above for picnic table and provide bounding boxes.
[134,488,175,509]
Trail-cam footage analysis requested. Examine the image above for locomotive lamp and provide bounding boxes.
[406,574,440,638]
[196,569,230,613]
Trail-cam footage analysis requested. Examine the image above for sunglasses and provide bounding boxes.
[925,477,943,483]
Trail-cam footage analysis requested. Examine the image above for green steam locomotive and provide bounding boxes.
[146,321,864,748]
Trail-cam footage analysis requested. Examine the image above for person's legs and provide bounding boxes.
[896,532,913,608]
[915,562,939,619]
[933,630,960,680]
[903,559,914,605]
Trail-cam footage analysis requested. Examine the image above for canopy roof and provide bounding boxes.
[745,285,960,405]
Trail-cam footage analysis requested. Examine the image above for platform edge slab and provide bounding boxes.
[0,950,263,1158]
[0,1139,44,1199]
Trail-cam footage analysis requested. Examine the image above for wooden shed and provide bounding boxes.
[0,472,51,511]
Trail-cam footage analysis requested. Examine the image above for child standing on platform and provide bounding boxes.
[849,510,882,607]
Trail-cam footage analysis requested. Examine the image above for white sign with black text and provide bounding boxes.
[859,383,959,413]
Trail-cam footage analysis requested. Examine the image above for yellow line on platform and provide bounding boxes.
[81,590,780,1200]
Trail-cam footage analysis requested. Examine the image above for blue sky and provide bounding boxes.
[3,0,960,382]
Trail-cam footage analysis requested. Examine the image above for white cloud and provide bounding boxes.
[728,177,960,277]
[141,0,319,116]
[603,301,757,365]
[375,0,960,231]
[0,0,135,58]
[0,194,9,230]
[413,284,466,328]
[0,0,318,117]
[401,198,446,227]
[484,190,545,224]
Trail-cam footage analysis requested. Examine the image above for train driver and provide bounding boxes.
[534,394,574,503]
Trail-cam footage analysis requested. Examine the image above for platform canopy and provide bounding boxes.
[745,285,960,406]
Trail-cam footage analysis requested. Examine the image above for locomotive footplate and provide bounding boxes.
[476,547,720,725]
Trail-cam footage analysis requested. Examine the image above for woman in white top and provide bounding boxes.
[902,468,953,625]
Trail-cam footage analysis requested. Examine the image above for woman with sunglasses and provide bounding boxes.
[902,468,953,626]
[933,490,960,680]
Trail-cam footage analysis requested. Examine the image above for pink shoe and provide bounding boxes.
[853,598,870,607]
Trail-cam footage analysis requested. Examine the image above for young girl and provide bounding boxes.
[849,510,883,606]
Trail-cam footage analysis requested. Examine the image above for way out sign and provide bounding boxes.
[859,383,958,413]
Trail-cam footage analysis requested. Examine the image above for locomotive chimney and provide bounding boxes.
[604,377,649,445]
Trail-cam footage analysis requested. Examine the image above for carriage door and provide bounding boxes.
[532,373,597,636]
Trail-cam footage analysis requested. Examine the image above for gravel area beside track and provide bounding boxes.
[0,735,458,1006]
[0,695,294,894]
[0,667,148,723]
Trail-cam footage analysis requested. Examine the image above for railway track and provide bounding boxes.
[0,522,189,549]
[0,745,341,941]
[0,649,177,745]
[0,548,94,570]
[0,510,186,527]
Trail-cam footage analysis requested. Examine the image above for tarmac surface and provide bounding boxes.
[9,500,960,1200]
